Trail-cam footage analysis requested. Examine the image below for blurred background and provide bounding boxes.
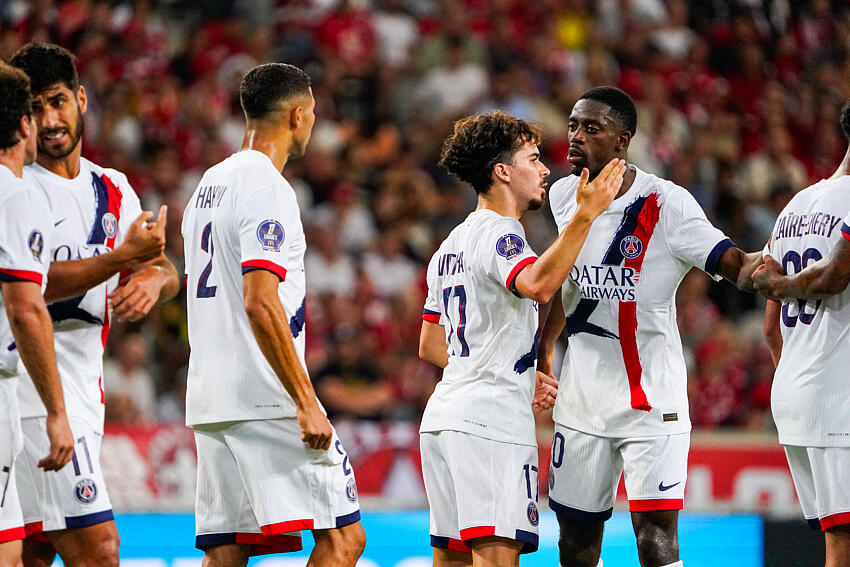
[3,0,848,565]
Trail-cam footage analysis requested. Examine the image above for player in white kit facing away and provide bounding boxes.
[753,102,850,567]
[538,87,762,567]
[10,43,179,567]
[182,63,365,567]
[418,110,626,567]
[0,60,73,567]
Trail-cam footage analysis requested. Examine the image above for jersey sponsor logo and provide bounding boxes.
[658,480,681,492]
[28,229,44,261]
[257,219,285,252]
[101,212,118,238]
[74,478,98,504]
[620,235,643,259]
[527,502,539,526]
[345,478,358,503]
[496,233,525,260]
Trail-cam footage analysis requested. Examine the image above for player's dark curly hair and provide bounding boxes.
[579,86,637,136]
[439,111,543,195]
[0,62,32,149]
[10,42,79,95]
[840,100,850,140]
[240,63,311,120]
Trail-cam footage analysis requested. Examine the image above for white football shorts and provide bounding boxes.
[193,418,360,557]
[420,430,540,554]
[0,378,23,543]
[785,445,850,530]
[547,424,689,520]
[16,416,113,539]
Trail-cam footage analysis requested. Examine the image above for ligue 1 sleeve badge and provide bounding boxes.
[28,229,44,261]
[257,219,285,252]
[620,235,643,259]
[496,233,525,260]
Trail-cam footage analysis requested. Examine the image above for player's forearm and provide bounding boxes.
[516,212,593,303]
[44,249,134,302]
[716,248,761,292]
[764,300,782,368]
[245,296,319,410]
[537,293,565,375]
[782,262,850,299]
[3,288,66,416]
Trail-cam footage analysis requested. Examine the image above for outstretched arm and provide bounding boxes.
[753,240,850,300]
[714,247,764,292]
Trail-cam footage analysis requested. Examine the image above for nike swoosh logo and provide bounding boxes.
[658,481,681,492]
[54,218,66,227]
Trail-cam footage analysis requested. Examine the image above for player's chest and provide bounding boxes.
[46,186,119,260]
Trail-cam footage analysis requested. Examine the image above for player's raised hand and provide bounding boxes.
[118,206,167,265]
[108,266,161,322]
[532,370,558,412]
[297,403,333,450]
[38,412,74,471]
[753,254,787,300]
[575,158,627,219]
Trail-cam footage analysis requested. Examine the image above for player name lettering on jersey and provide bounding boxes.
[194,184,228,209]
[572,265,637,301]
[436,251,465,276]
[772,211,842,242]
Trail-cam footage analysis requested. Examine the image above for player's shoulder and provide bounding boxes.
[549,174,580,203]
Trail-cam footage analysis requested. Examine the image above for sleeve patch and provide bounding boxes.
[257,219,285,252]
[28,229,44,261]
[496,233,525,260]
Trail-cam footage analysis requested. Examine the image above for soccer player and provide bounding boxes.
[10,43,179,567]
[537,87,762,567]
[0,60,73,567]
[182,63,366,566]
[418,110,626,567]
[752,102,850,567]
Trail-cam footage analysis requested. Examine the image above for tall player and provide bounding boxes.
[537,87,762,567]
[418,110,625,567]
[10,43,179,567]
[0,61,73,567]
[752,102,850,567]
[182,63,366,566]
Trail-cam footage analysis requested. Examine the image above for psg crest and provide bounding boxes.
[345,478,358,503]
[101,212,118,238]
[28,229,44,261]
[527,502,539,526]
[74,478,98,504]
[257,219,285,252]
[496,233,525,260]
[620,235,643,259]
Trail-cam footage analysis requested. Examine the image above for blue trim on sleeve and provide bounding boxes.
[335,509,361,528]
[549,497,613,523]
[196,532,237,550]
[423,308,440,316]
[64,509,114,529]
[704,238,736,276]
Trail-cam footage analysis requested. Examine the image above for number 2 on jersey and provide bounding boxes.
[197,222,217,298]
[780,248,822,327]
[442,285,469,357]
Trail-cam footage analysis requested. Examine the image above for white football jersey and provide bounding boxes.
[765,176,850,447]
[549,166,733,437]
[183,150,312,427]
[0,164,52,378]
[16,159,142,433]
[419,209,540,447]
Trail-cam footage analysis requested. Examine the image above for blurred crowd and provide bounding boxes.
[2,0,849,432]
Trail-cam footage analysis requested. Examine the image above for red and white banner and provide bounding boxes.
[102,422,799,516]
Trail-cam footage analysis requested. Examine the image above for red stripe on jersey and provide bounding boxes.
[422,312,440,323]
[459,525,496,541]
[261,518,314,535]
[234,532,303,555]
[505,256,538,290]
[99,296,109,404]
[100,174,124,250]
[241,259,287,281]
[618,191,661,412]
[821,511,850,530]
[0,526,25,543]
[0,268,43,285]
[628,498,683,512]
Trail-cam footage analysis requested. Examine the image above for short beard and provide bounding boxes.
[38,107,84,159]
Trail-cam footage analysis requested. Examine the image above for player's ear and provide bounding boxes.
[19,114,31,141]
[615,130,632,153]
[493,162,510,184]
[289,104,303,131]
[77,85,88,114]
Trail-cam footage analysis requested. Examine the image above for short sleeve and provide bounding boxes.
[480,218,538,296]
[422,251,442,324]
[548,176,579,234]
[0,191,52,285]
[841,209,850,241]
[664,187,734,277]
[236,183,297,281]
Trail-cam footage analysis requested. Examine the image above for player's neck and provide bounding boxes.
[613,163,636,199]
[240,128,291,172]
[0,146,25,177]
[36,140,82,179]
[475,188,523,219]
[829,146,850,179]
